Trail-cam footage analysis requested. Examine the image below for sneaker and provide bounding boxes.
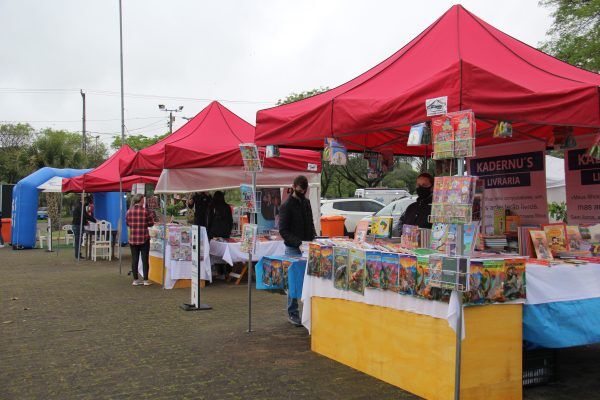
[132,280,142,286]
[288,316,302,327]
[143,280,153,286]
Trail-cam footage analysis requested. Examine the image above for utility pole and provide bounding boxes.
[158,104,184,134]
[81,89,86,154]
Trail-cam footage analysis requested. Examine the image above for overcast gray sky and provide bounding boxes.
[0,0,553,147]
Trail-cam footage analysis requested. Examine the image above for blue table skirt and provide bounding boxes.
[255,256,306,299]
[523,297,600,348]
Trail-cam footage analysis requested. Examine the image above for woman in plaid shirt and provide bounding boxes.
[126,194,155,286]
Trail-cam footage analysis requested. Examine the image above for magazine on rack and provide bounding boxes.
[333,246,349,290]
[365,250,382,289]
[240,224,258,254]
[380,252,400,292]
[348,248,366,295]
[399,254,417,295]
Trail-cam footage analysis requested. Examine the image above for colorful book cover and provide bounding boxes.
[433,176,444,203]
[451,110,475,157]
[180,244,192,261]
[282,259,292,289]
[400,224,420,249]
[483,260,506,303]
[180,228,191,244]
[354,220,370,243]
[240,184,256,211]
[262,257,273,286]
[170,245,181,260]
[432,115,454,158]
[239,143,262,171]
[493,208,506,235]
[566,225,585,251]
[365,251,382,289]
[270,258,284,288]
[348,248,366,295]
[333,246,349,290]
[372,216,393,239]
[542,223,569,255]
[503,258,526,300]
[466,261,485,304]
[380,252,400,292]
[240,223,258,254]
[458,176,476,204]
[320,245,333,279]
[442,221,481,256]
[398,254,417,295]
[324,138,348,165]
[505,216,521,234]
[407,123,426,146]
[446,177,462,204]
[430,223,451,252]
[168,226,181,246]
[308,243,322,277]
[415,256,432,299]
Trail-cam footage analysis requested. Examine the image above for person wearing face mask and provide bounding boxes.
[400,172,434,230]
[278,175,316,327]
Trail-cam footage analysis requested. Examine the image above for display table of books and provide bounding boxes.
[524,261,600,348]
[139,225,211,289]
[209,237,286,266]
[255,256,306,299]
[302,238,525,400]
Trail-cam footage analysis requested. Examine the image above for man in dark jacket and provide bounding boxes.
[400,172,434,230]
[72,197,97,260]
[278,175,316,326]
[187,192,212,228]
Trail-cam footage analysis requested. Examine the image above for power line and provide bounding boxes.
[0,116,164,123]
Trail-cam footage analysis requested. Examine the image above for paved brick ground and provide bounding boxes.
[1,247,598,399]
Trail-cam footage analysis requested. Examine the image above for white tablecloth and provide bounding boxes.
[209,240,286,265]
[525,262,600,304]
[139,226,211,289]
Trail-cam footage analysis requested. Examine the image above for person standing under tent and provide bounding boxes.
[72,197,96,260]
[207,191,233,240]
[187,192,212,228]
[278,175,316,327]
[126,194,155,286]
[399,172,434,230]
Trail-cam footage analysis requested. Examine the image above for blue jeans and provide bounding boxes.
[285,246,302,319]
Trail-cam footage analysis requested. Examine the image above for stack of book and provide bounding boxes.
[483,235,508,252]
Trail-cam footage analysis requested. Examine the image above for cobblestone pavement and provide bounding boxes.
[1,247,598,399]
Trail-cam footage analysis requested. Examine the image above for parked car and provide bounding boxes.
[359,196,417,237]
[37,207,48,220]
[320,198,385,234]
[354,188,410,205]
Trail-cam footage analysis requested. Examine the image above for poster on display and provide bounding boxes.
[565,135,600,225]
[468,141,548,234]
[257,188,281,231]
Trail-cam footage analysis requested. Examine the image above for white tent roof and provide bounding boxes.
[546,155,565,189]
[36,176,65,192]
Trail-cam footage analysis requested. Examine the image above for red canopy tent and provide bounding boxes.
[255,4,600,153]
[63,145,157,193]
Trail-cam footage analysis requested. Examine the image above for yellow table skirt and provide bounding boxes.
[311,297,522,400]
[148,255,205,289]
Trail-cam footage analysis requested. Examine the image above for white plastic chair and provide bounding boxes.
[38,229,47,249]
[91,220,112,261]
[62,225,74,246]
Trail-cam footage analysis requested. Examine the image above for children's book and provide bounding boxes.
[262,257,273,286]
[430,223,451,252]
[180,228,191,244]
[240,223,258,254]
[441,221,481,256]
[333,246,349,290]
[380,252,400,292]
[415,256,432,299]
[240,184,256,211]
[372,216,393,239]
[566,225,585,251]
[466,261,485,304]
[354,220,370,243]
[493,208,506,235]
[170,245,181,260]
[408,122,427,146]
[400,224,420,249]
[542,223,569,256]
[529,230,553,260]
[503,258,526,300]
[398,254,417,295]
[180,244,192,261]
[270,258,284,288]
[324,138,348,165]
[320,245,333,279]
[432,115,454,159]
[482,260,506,303]
[168,226,181,246]
[505,215,521,234]
[308,243,322,277]
[239,143,262,171]
[450,110,475,158]
[348,248,366,295]
[265,145,280,158]
[365,251,382,289]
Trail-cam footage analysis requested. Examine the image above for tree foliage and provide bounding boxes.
[111,133,169,151]
[539,0,600,71]
[276,87,330,105]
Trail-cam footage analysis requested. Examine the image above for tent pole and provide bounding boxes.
[118,177,123,274]
[77,191,85,263]
[247,171,256,333]
[57,192,63,257]
[453,157,465,400]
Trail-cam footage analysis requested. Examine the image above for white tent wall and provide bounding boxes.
[155,167,322,234]
[545,155,566,205]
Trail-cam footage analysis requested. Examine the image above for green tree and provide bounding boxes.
[540,0,600,71]
[276,87,330,105]
[111,133,169,151]
[28,129,86,170]
[0,123,35,183]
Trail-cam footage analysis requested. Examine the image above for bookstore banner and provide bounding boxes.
[468,141,549,234]
[565,135,600,225]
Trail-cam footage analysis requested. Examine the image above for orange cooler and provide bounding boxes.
[320,215,346,237]
[1,218,11,244]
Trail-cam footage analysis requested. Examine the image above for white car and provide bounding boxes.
[360,196,417,237]
[320,198,385,234]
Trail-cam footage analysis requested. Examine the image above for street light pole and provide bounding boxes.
[158,105,184,134]
[81,89,86,154]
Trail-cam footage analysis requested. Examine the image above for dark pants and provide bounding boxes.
[73,225,82,259]
[130,241,150,280]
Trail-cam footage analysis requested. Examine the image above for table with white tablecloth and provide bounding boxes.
[209,239,286,266]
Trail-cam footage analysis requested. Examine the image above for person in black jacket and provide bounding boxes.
[187,192,212,228]
[400,172,434,230]
[207,191,233,240]
[72,197,97,259]
[278,175,316,326]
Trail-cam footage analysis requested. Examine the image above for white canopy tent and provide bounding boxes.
[545,155,566,204]
[155,167,322,234]
[36,176,66,193]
